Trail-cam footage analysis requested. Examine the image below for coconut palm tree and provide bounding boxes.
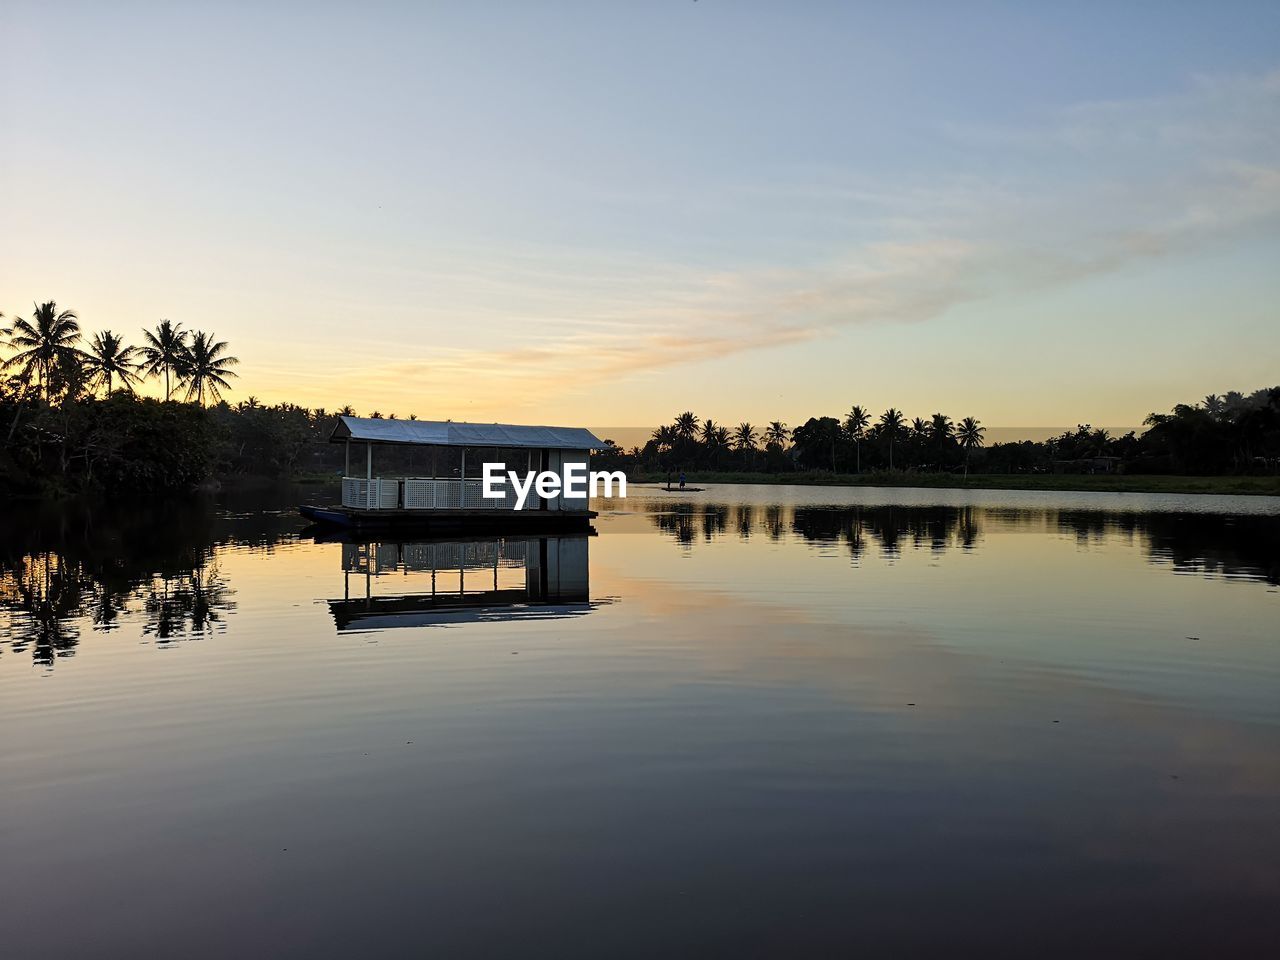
[1089,428,1111,456]
[956,416,986,477]
[700,418,721,446]
[929,412,954,443]
[706,425,731,466]
[180,331,239,405]
[879,407,905,470]
[140,320,190,401]
[674,411,700,441]
[84,330,143,395]
[733,422,759,469]
[765,421,790,447]
[844,405,869,472]
[651,424,678,450]
[3,302,83,400]
[338,405,356,417]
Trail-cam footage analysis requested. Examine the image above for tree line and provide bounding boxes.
[591,408,987,477]
[2,303,239,404]
[597,389,1280,477]
[4,298,1278,496]
[0,301,242,495]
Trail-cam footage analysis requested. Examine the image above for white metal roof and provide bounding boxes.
[330,416,603,450]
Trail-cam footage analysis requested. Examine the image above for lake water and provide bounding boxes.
[2,483,1278,957]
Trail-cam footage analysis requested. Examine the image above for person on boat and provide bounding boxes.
[679,471,686,489]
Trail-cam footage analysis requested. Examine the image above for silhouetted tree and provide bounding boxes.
[140,321,189,401]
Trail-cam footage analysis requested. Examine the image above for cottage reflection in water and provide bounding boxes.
[328,534,592,631]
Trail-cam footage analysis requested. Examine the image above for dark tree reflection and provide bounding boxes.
[0,494,276,667]
[646,501,1280,585]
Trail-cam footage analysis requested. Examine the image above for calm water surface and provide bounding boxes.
[2,484,1279,957]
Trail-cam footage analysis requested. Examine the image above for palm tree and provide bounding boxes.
[700,418,721,446]
[84,330,142,395]
[674,411,700,441]
[844,405,869,472]
[706,425,731,466]
[3,302,83,400]
[338,405,356,417]
[929,412,954,443]
[1202,394,1224,418]
[765,421,790,447]
[879,407,905,470]
[140,320,190,400]
[733,422,758,469]
[1089,428,1111,456]
[956,416,986,477]
[180,331,239,405]
[650,424,678,450]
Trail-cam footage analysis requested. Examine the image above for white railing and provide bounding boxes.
[343,539,530,573]
[341,477,542,511]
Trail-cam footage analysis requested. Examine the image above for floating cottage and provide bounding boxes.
[299,416,603,531]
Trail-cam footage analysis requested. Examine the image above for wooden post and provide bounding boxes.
[367,443,373,509]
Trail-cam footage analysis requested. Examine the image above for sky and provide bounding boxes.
[2,1,1279,439]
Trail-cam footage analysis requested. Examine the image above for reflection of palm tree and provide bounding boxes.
[764,505,785,540]
[844,406,869,472]
[3,553,88,665]
[3,302,83,399]
[140,320,189,401]
[879,408,905,470]
[143,561,235,642]
[182,331,239,405]
[85,330,142,395]
[956,416,986,477]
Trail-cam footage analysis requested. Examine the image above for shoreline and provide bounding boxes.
[626,471,1280,497]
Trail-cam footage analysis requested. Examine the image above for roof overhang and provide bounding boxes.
[330,416,603,451]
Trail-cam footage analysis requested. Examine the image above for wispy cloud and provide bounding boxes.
[270,69,1280,416]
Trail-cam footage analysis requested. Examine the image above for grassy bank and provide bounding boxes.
[627,471,1280,496]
